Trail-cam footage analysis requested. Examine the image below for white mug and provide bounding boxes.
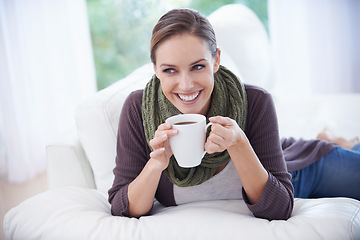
[165,114,212,168]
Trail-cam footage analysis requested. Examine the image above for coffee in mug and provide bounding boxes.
[165,114,212,168]
[174,121,197,125]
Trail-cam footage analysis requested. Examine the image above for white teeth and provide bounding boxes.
[178,91,200,101]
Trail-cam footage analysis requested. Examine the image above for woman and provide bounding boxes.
[108,8,294,220]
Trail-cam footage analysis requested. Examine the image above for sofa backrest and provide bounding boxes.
[74,4,272,194]
[75,64,153,193]
[208,4,274,91]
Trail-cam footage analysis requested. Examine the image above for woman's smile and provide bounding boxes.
[176,90,201,103]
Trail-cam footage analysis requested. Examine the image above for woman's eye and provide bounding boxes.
[163,68,175,74]
[192,64,205,71]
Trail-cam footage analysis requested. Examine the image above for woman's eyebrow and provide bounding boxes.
[190,59,206,65]
[159,59,207,68]
[159,63,176,68]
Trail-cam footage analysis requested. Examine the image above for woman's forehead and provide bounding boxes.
[155,34,212,64]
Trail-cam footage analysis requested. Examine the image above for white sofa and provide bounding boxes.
[4,4,360,240]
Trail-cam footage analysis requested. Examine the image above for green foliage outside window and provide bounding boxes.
[87,0,268,90]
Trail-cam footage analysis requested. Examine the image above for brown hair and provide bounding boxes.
[150,8,217,64]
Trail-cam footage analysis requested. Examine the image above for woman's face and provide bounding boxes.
[153,33,220,115]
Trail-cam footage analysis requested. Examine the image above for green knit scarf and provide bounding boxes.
[142,65,247,187]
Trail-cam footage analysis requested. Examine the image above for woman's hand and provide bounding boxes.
[149,122,178,170]
[205,116,245,154]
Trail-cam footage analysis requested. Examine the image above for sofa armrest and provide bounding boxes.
[46,127,96,189]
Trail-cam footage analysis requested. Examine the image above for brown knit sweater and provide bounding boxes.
[108,85,295,220]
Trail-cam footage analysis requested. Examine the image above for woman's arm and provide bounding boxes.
[127,123,177,217]
[108,91,150,217]
[243,88,294,220]
[108,90,177,217]
[205,86,294,220]
[127,155,165,217]
[206,116,269,204]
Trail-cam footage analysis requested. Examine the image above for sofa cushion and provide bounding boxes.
[4,187,360,240]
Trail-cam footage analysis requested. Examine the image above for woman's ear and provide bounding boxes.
[213,48,221,73]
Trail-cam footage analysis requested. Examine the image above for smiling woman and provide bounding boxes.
[108,7,293,220]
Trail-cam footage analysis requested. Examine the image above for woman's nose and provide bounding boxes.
[178,73,194,91]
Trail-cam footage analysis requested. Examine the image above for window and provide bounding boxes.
[87,0,267,90]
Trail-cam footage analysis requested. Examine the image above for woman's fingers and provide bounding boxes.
[149,147,165,158]
[209,116,233,126]
[150,123,178,149]
[206,116,242,153]
[149,122,178,166]
[149,133,168,149]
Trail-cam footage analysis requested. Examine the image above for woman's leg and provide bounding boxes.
[290,161,322,199]
[291,146,360,200]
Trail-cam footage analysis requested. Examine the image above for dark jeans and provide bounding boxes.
[290,143,360,200]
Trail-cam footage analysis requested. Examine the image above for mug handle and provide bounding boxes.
[201,122,214,158]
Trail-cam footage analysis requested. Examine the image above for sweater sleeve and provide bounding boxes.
[281,137,338,172]
[242,85,294,220]
[108,90,151,217]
